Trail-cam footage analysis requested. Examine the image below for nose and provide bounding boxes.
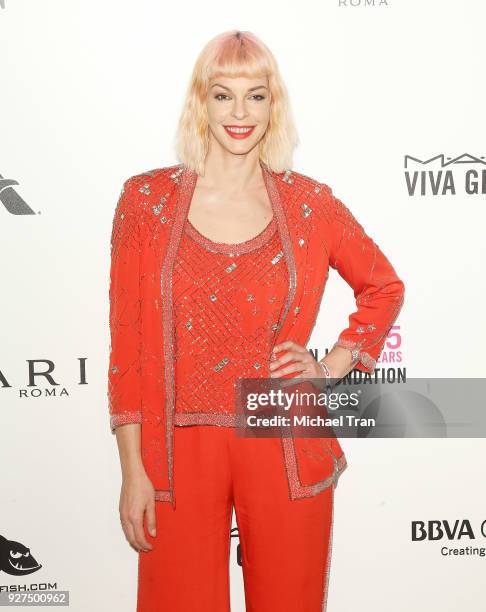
[231,97,248,120]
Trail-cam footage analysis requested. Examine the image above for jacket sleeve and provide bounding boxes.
[107,177,143,433]
[320,184,405,374]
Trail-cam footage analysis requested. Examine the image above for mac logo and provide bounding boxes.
[0,175,36,215]
[404,153,486,196]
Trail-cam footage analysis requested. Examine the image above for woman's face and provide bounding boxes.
[206,75,271,156]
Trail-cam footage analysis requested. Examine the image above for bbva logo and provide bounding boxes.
[412,520,486,541]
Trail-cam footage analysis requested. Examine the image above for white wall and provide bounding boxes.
[1,1,485,610]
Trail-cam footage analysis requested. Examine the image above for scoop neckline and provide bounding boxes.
[184,215,277,255]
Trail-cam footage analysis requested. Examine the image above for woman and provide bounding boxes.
[108,30,405,612]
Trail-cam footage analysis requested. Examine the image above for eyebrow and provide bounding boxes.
[211,84,268,92]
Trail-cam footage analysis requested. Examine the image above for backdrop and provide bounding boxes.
[1,1,485,610]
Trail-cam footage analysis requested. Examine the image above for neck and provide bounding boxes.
[198,142,265,192]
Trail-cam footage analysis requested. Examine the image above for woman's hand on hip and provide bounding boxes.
[269,340,328,378]
[119,467,157,552]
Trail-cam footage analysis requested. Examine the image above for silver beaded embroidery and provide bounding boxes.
[108,163,404,514]
[139,183,151,195]
[173,215,288,426]
[173,412,247,427]
[214,357,230,372]
[109,162,405,509]
[152,203,164,216]
[301,202,313,218]
[321,484,335,612]
[280,437,348,502]
[170,165,184,182]
[110,410,142,433]
[282,169,294,184]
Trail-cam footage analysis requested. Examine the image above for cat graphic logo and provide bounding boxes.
[0,175,36,215]
[0,534,42,576]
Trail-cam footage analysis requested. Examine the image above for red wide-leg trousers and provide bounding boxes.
[137,425,335,612]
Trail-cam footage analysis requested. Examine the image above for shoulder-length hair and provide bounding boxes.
[174,30,299,176]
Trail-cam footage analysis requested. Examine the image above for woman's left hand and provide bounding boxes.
[269,340,326,378]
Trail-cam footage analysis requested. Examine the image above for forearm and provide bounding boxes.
[114,424,145,479]
[319,345,359,381]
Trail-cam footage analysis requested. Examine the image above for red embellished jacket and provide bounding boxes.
[108,160,405,508]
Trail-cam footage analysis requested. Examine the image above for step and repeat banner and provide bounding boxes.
[1,1,485,611]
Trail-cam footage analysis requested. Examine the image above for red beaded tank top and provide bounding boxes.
[172,213,289,427]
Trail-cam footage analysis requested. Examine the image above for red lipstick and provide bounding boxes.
[223,125,256,139]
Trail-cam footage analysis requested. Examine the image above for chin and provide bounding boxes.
[226,136,263,152]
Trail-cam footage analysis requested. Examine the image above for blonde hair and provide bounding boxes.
[174,30,299,176]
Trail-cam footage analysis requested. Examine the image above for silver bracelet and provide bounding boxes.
[318,359,333,390]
